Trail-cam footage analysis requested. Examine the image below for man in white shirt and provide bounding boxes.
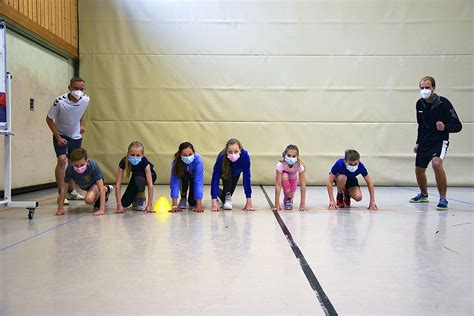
[46,77,90,204]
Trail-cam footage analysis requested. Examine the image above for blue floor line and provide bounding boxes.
[0,214,87,252]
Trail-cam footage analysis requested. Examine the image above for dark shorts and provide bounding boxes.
[334,176,359,190]
[416,140,449,168]
[53,135,82,158]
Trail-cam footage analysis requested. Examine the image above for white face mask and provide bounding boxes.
[420,88,432,100]
[346,164,358,173]
[70,90,84,100]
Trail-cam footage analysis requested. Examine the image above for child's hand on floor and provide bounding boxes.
[169,206,183,213]
[243,201,255,211]
[368,201,378,211]
[272,204,281,211]
[56,208,65,216]
[94,209,105,216]
[192,206,204,213]
[211,201,221,212]
[328,200,337,210]
[299,204,307,211]
[115,205,125,214]
[145,203,155,213]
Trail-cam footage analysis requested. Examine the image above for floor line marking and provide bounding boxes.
[0,214,87,252]
[260,185,338,316]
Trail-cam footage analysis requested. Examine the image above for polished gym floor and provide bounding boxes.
[1,185,473,315]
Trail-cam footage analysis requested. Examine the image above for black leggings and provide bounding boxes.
[219,174,240,202]
[121,173,157,207]
[180,173,196,207]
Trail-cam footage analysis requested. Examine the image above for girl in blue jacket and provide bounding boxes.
[211,138,254,212]
[170,142,204,212]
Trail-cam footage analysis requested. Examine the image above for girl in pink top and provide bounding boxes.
[273,144,307,211]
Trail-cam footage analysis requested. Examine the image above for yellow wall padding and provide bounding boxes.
[79,0,473,186]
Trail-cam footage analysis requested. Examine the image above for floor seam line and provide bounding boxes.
[259,185,338,316]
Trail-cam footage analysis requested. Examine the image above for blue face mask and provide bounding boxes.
[128,157,142,166]
[181,154,195,165]
[346,164,358,173]
[285,156,298,165]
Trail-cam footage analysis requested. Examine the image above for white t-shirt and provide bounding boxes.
[276,161,305,180]
[47,93,90,139]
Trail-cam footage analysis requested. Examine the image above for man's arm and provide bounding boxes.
[444,99,462,133]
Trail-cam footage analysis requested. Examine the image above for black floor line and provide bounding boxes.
[260,185,338,316]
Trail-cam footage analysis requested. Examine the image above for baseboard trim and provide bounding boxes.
[0,182,57,199]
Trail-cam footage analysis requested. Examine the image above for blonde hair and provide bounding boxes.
[221,138,242,179]
[280,144,304,167]
[123,141,145,177]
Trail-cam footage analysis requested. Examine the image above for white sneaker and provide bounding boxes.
[57,195,70,205]
[105,185,113,202]
[67,189,85,200]
[223,193,232,210]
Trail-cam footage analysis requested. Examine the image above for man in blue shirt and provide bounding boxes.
[326,149,377,210]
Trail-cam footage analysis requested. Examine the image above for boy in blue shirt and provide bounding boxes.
[57,148,113,216]
[326,149,378,210]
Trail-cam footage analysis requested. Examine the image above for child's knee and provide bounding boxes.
[336,174,347,184]
[351,190,362,201]
[84,194,96,205]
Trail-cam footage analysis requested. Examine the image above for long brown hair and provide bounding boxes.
[173,142,195,178]
[280,144,304,167]
[123,141,145,177]
[221,138,242,179]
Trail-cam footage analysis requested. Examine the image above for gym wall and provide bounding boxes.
[79,0,473,186]
[0,29,74,190]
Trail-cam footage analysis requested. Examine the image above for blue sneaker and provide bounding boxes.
[409,193,429,203]
[436,198,448,210]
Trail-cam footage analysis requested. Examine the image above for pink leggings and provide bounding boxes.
[281,172,298,197]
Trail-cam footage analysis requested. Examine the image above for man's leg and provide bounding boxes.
[55,155,68,192]
[66,138,84,199]
[432,157,447,198]
[415,167,428,196]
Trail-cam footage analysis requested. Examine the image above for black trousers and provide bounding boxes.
[219,174,240,202]
[121,173,157,207]
[180,173,196,207]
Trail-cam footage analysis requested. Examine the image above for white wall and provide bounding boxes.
[0,30,74,190]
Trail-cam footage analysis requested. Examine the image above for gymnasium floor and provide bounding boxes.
[1,185,473,315]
